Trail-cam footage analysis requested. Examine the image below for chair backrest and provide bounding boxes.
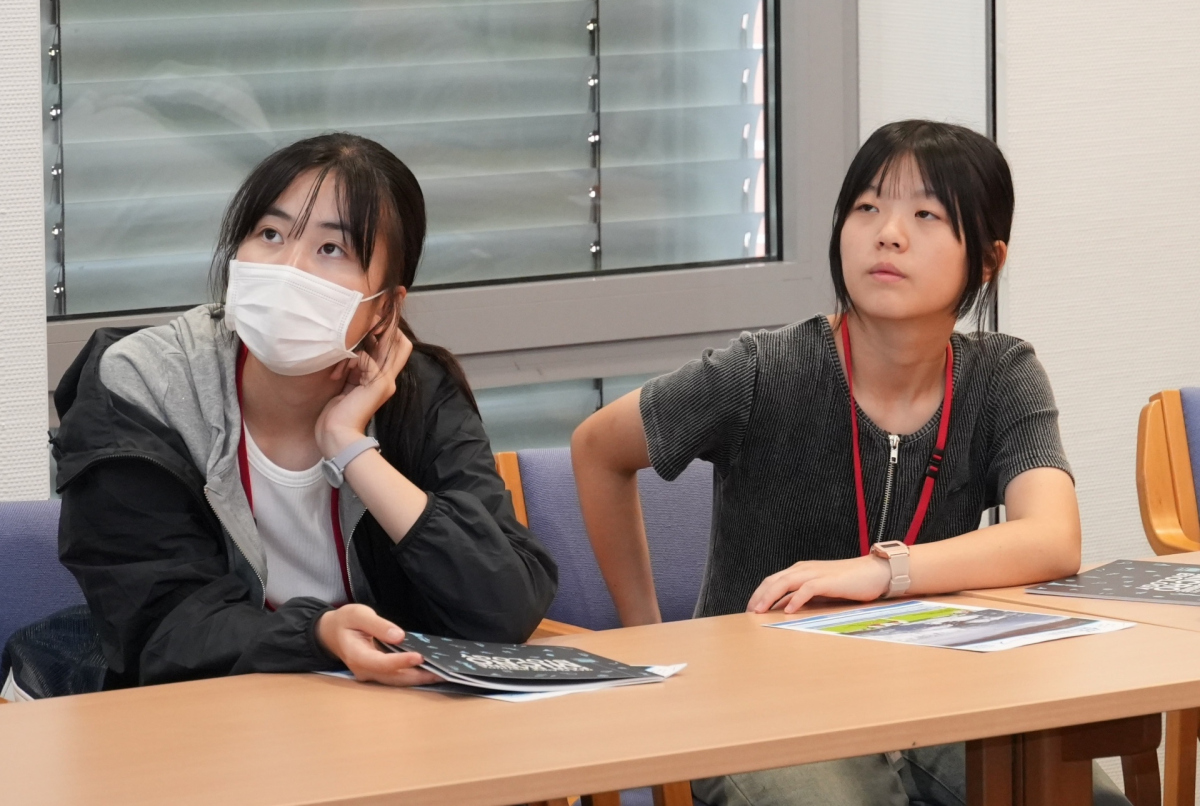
[0,500,84,650]
[514,447,711,631]
[1137,389,1200,554]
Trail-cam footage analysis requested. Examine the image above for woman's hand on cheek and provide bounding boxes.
[317,604,440,687]
[746,556,892,614]
[315,325,413,459]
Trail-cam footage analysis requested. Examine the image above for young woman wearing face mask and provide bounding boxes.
[47,133,557,691]
[572,121,1129,805]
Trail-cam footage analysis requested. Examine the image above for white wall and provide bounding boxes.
[997,0,1200,564]
[858,0,988,142]
[0,0,49,500]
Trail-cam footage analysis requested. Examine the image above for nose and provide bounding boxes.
[279,240,316,273]
[876,211,908,251]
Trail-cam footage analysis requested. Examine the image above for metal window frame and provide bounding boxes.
[45,2,858,422]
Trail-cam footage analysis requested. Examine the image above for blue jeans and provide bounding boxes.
[691,743,1131,806]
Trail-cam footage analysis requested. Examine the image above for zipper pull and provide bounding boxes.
[888,434,900,464]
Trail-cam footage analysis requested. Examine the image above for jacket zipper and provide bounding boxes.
[343,508,369,603]
[203,487,266,607]
[875,434,900,543]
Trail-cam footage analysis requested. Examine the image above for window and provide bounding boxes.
[44,0,778,316]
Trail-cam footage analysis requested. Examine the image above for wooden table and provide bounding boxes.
[4,595,1200,806]
[967,552,1200,805]
[968,551,1200,633]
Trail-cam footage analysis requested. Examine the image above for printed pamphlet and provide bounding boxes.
[1027,559,1200,606]
[767,599,1132,652]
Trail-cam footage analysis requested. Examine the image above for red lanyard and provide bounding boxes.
[235,346,353,606]
[841,318,954,556]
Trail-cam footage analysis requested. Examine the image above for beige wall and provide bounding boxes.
[0,0,48,500]
[859,0,988,141]
[997,0,1200,563]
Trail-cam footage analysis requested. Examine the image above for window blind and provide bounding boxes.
[46,0,773,315]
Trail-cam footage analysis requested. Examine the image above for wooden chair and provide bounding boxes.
[1138,390,1200,554]
[496,452,694,806]
[1138,389,1200,806]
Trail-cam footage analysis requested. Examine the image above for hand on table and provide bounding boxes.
[746,555,892,614]
[317,604,440,687]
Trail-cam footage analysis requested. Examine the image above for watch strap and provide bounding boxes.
[872,541,911,598]
[324,436,380,487]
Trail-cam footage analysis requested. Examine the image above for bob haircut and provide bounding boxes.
[828,120,1015,327]
[208,132,475,466]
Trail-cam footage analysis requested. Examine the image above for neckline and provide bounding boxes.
[818,315,955,444]
[242,426,325,487]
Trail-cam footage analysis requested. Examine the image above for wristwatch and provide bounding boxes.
[320,436,380,488]
[871,540,911,599]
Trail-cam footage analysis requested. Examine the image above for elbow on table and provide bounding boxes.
[1045,519,1083,580]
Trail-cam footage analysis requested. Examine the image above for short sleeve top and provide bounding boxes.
[640,315,1071,618]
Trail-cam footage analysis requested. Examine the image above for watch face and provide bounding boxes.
[320,460,342,488]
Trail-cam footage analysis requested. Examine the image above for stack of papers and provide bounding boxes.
[768,600,1133,652]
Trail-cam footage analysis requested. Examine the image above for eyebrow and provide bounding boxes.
[263,205,349,234]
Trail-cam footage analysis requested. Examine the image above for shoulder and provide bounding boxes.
[750,315,832,360]
[952,329,1045,378]
[96,306,239,474]
[952,329,1058,410]
[99,305,232,409]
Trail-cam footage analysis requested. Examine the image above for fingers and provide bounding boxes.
[340,603,404,644]
[747,568,814,614]
[783,580,825,613]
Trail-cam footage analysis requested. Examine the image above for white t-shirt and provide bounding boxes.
[243,428,347,607]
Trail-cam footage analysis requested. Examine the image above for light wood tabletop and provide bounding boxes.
[967,551,1200,632]
[4,594,1200,806]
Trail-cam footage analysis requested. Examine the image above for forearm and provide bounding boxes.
[905,467,1082,595]
[343,449,428,542]
[572,392,662,626]
[906,515,1081,595]
[575,461,662,626]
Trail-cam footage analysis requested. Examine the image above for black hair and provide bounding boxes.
[828,120,1014,327]
[209,132,476,468]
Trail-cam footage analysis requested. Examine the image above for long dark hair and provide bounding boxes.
[828,120,1015,327]
[210,132,476,467]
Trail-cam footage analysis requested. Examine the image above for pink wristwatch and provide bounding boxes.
[871,540,911,598]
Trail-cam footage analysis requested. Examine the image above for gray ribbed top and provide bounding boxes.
[640,315,1070,619]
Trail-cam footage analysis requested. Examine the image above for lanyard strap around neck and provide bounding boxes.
[235,345,353,605]
[840,318,954,555]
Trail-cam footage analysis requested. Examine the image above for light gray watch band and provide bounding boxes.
[321,436,380,488]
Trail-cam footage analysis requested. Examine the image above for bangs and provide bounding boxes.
[288,162,391,273]
[863,144,966,243]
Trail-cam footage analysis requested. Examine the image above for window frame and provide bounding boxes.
[45,2,858,421]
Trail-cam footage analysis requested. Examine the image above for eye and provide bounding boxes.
[916,209,941,221]
[319,242,347,258]
[260,227,283,244]
[856,202,878,213]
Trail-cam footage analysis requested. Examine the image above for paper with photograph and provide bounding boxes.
[768,600,1133,652]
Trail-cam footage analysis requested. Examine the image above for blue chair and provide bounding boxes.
[0,500,83,652]
[499,448,710,806]
[516,448,711,631]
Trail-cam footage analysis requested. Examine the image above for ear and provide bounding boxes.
[371,286,406,333]
[984,240,1008,283]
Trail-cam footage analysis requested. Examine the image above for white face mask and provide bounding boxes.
[224,259,384,376]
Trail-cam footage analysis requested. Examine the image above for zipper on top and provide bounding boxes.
[875,434,900,543]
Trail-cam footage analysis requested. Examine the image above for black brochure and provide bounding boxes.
[383,631,673,694]
[1027,559,1200,606]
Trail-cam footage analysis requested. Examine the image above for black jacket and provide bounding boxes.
[52,310,557,689]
